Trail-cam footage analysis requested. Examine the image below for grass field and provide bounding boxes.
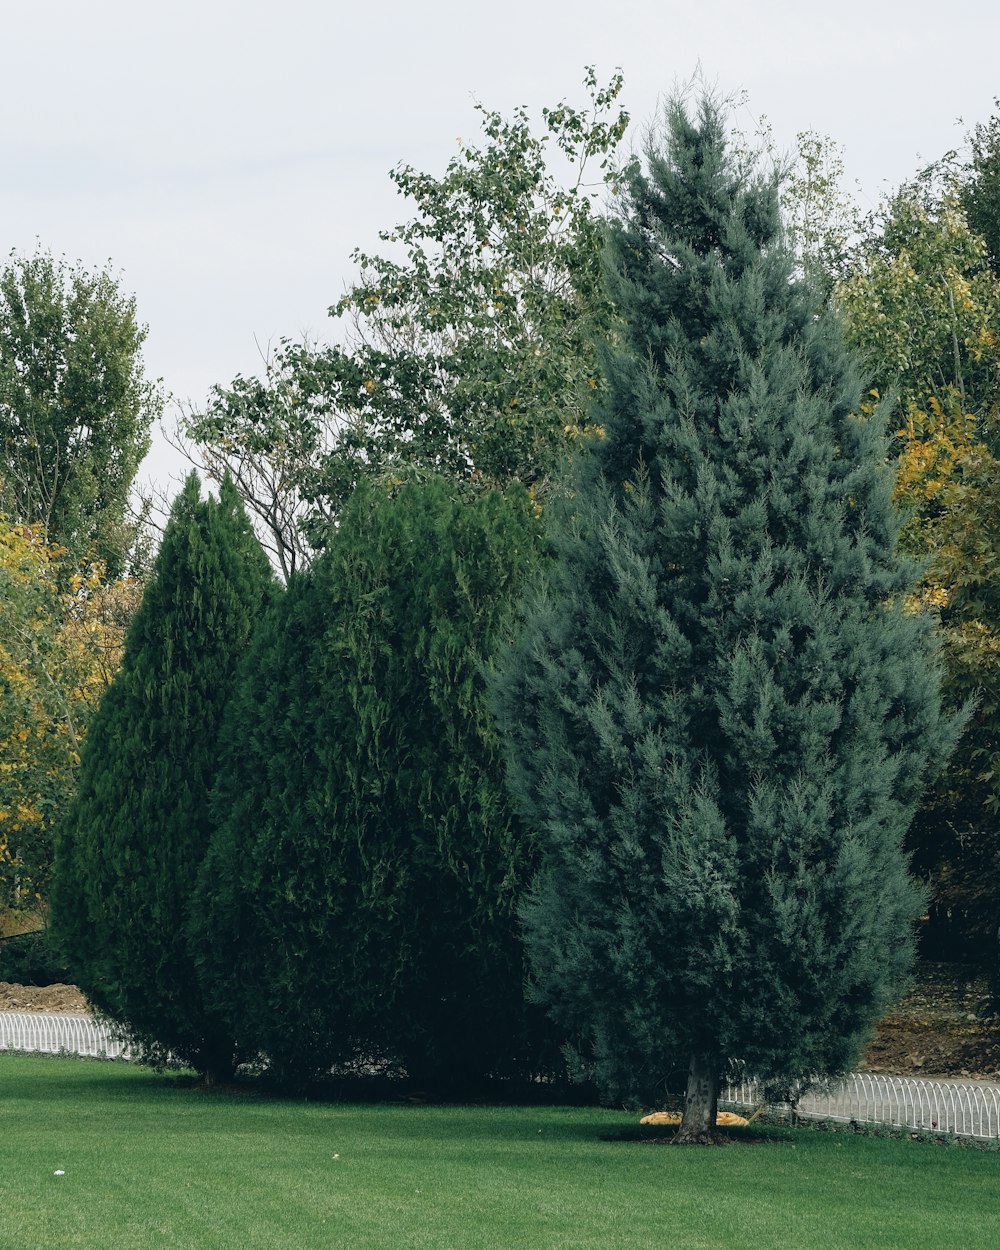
[2,1054,999,1249]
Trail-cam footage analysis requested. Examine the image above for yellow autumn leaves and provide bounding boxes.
[0,518,139,908]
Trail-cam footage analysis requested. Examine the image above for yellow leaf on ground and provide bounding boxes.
[639,1110,750,1127]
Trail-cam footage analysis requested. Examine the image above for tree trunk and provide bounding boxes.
[674,1052,719,1144]
[200,1058,235,1088]
[199,1032,236,1088]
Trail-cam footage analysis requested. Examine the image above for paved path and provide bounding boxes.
[6,1010,1000,1139]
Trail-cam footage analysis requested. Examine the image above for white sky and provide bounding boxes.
[5,0,999,501]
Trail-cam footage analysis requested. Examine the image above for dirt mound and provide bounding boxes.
[862,962,1000,1080]
[0,981,90,1014]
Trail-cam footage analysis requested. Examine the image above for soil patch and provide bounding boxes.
[861,962,1000,1080]
[0,981,90,1013]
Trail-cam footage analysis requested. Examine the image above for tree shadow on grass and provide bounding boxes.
[602,1124,797,1147]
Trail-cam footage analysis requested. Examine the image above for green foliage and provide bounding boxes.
[194,477,551,1088]
[728,113,858,294]
[183,70,629,572]
[836,175,1000,420]
[0,250,161,576]
[0,520,138,908]
[325,68,627,488]
[780,131,858,293]
[839,117,1000,964]
[492,97,958,1116]
[0,927,69,985]
[962,102,1000,279]
[50,473,274,1076]
[893,396,1000,959]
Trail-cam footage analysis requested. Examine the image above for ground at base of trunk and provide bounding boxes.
[607,1125,775,1147]
[671,1131,732,1146]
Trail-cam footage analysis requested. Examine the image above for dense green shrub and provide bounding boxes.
[0,929,69,986]
[194,477,554,1088]
[51,474,275,1078]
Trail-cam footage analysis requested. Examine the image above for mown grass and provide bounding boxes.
[2,1054,999,1249]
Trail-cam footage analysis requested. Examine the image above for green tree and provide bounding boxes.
[50,474,274,1079]
[194,477,552,1089]
[892,396,1000,959]
[834,128,1000,964]
[0,520,139,908]
[962,102,1000,279]
[728,111,858,295]
[492,97,958,1142]
[183,70,629,572]
[0,250,161,576]
[835,176,1000,421]
[781,131,857,294]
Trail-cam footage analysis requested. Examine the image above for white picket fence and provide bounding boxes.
[723,1071,1000,1140]
[0,1011,134,1060]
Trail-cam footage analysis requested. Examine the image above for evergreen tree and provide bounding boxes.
[50,473,274,1078]
[492,97,960,1142]
[194,477,553,1089]
[191,568,337,1082]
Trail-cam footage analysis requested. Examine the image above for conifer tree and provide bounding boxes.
[195,477,553,1089]
[50,473,274,1078]
[492,97,959,1142]
[190,568,335,1082]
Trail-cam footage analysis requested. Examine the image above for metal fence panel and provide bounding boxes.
[4,1011,998,1139]
[0,1011,134,1060]
[723,1071,1000,1140]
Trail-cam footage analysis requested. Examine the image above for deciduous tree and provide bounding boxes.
[183,70,629,571]
[835,133,1000,963]
[0,520,137,908]
[891,395,1000,958]
[0,250,161,576]
[962,103,1000,279]
[835,178,1000,421]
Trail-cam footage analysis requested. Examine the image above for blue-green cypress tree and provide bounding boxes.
[491,97,961,1142]
[50,473,275,1079]
[195,476,555,1089]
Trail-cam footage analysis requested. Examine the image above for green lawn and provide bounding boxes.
[2,1054,998,1249]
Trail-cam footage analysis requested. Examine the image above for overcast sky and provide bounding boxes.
[5,0,999,500]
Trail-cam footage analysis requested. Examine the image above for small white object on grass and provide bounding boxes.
[54,1170,65,1176]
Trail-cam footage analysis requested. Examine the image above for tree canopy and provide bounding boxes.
[183,70,629,575]
[836,171,1000,423]
[194,476,554,1089]
[962,102,1000,280]
[834,131,1000,966]
[492,96,958,1141]
[51,474,274,1078]
[0,250,161,577]
[0,520,137,908]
